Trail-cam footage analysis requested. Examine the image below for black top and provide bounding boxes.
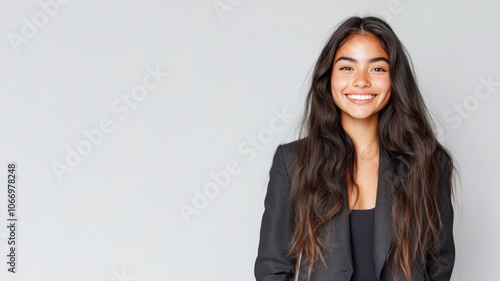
[349,208,377,281]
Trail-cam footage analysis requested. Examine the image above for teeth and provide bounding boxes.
[347,94,375,100]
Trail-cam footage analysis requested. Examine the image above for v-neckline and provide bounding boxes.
[348,148,380,211]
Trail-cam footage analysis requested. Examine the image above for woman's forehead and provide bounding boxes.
[335,33,389,61]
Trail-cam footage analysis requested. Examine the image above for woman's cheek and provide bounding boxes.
[331,76,349,93]
[375,76,391,93]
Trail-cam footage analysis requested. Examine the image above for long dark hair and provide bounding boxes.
[287,16,457,280]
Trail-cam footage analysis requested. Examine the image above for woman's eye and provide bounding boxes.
[339,66,353,71]
[372,67,386,72]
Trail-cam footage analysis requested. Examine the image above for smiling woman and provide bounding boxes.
[254,16,458,281]
[331,32,392,122]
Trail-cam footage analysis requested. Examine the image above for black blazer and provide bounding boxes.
[254,140,455,281]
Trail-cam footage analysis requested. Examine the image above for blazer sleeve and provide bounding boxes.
[426,151,456,281]
[254,144,295,281]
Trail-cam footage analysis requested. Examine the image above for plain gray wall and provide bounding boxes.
[0,0,498,280]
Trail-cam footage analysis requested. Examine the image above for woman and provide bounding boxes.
[254,16,457,281]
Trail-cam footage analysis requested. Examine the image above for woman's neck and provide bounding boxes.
[341,112,379,160]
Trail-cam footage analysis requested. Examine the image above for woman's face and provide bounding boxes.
[330,33,391,122]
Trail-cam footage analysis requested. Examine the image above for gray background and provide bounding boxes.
[0,0,498,280]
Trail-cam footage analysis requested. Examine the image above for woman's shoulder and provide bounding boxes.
[433,144,453,171]
[278,139,301,155]
[277,138,307,162]
[432,145,455,200]
[274,138,303,177]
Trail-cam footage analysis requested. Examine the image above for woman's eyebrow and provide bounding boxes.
[334,56,389,64]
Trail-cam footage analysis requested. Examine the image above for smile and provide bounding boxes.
[346,94,376,100]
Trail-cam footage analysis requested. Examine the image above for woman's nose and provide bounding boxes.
[353,71,370,88]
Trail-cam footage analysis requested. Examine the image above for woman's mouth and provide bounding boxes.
[346,94,376,104]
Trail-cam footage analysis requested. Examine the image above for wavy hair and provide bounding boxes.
[287,16,457,281]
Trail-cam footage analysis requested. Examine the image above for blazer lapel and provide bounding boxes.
[326,142,394,278]
[332,188,354,272]
[373,143,394,278]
